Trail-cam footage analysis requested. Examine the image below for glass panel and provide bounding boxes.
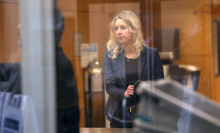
[1,0,220,132]
[1,0,55,132]
[0,1,24,133]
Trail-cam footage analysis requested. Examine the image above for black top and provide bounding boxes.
[125,57,138,108]
[111,57,139,127]
[125,57,139,86]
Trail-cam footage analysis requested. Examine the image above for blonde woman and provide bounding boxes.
[103,10,164,128]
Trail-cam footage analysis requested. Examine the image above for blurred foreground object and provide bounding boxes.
[163,64,201,91]
[0,92,39,133]
[133,79,220,133]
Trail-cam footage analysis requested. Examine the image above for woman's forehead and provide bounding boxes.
[114,18,127,26]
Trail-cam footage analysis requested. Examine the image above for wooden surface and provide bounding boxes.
[80,128,134,133]
[0,2,20,63]
[154,0,212,98]
[210,3,220,103]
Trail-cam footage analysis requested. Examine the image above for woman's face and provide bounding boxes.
[114,19,133,46]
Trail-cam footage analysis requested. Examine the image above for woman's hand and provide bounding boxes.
[124,85,134,98]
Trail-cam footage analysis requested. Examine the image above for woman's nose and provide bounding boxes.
[116,29,122,34]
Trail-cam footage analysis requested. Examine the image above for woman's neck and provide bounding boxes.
[123,44,133,54]
[124,45,137,59]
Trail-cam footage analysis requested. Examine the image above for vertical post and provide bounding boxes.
[88,74,93,127]
[19,0,56,132]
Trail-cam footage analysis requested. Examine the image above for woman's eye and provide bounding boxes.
[114,27,118,31]
[121,26,127,30]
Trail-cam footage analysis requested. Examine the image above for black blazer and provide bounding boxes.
[103,46,164,121]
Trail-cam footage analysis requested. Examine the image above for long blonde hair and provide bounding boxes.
[107,10,145,59]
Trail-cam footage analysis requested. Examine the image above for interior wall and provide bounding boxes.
[152,0,212,97]
[0,1,20,63]
[210,3,220,103]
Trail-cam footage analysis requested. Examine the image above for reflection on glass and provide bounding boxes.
[54,9,80,133]
[0,63,21,94]
[2,0,220,132]
[135,80,220,133]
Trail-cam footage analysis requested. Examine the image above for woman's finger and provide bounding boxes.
[127,90,133,95]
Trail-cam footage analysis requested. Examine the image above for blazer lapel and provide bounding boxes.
[138,47,147,78]
[116,50,125,79]
[115,47,149,80]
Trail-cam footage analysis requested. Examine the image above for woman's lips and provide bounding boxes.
[117,37,123,40]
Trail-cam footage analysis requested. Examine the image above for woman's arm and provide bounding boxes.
[103,51,125,101]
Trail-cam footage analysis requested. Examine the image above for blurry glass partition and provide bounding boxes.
[0,92,39,133]
[134,80,220,133]
[19,0,56,132]
[163,64,201,90]
[1,0,220,132]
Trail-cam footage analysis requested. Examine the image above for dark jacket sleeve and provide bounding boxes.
[153,49,164,80]
[103,51,125,101]
[0,63,21,94]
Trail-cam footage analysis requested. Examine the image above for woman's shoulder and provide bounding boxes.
[142,45,157,53]
[104,49,113,60]
[104,48,123,57]
[105,49,111,53]
[104,49,112,57]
